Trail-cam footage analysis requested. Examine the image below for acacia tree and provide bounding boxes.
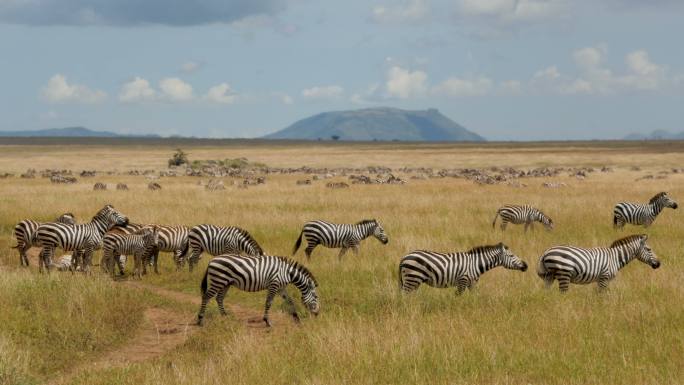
[168,148,189,167]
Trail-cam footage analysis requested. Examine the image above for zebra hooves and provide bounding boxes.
[263,317,272,327]
[291,313,301,323]
[196,317,204,326]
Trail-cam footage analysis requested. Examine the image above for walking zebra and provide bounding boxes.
[537,234,660,292]
[12,213,76,267]
[102,226,159,278]
[34,205,129,273]
[147,225,190,273]
[197,254,320,327]
[399,243,528,293]
[187,225,263,272]
[492,205,553,231]
[292,219,389,260]
[613,192,678,229]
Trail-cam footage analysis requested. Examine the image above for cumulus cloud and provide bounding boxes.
[431,76,493,97]
[386,66,428,99]
[301,85,344,100]
[371,0,429,23]
[205,83,237,104]
[119,77,156,103]
[159,77,194,101]
[0,0,287,26]
[41,74,106,103]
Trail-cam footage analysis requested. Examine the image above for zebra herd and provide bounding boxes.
[11,191,677,327]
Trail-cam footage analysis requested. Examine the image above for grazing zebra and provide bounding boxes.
[12,213,76,267]
[613,192,678,229]
[34,205,129,273]
[146,225,190,273]
[292,219,389,260]
[197,254,320,327]
[100,222,144,275]
[399,243,528,294]
[492,205,553,231]
[537,234,660,292]
[102,226,159,278]
[187,225,264,272]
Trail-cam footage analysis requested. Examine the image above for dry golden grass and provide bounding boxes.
[1,141,683,385]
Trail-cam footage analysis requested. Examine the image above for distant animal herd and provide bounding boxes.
[11,191,677,327]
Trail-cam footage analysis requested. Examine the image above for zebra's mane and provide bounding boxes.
[649,192,668,204]
[277,256,319,287]
[356,219,377,226]
[465,243,504,255]
[234,227,264,254]
[610,235,645,248]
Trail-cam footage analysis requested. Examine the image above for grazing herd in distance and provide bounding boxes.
[10,192,677,327]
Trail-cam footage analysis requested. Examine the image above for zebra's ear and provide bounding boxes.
[641,234,649,242]
[497,242,505,250]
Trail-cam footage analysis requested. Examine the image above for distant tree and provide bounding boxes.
[331,135,340,141]
[168,148,189,167]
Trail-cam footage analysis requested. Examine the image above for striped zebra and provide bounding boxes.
[12,213,76,267]
[97,222,144,275]
[399,243,528,294]
[197,254,320,327]
[613,192,678,229]
[147,225,190,273]
[187,225,264,272]
[292,219,389,260]
[34,205,129,273]
[537,234,660,292]
[102,226,159,278]
[492,205,553,231]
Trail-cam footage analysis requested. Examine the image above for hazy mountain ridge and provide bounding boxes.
[263,107,486,142]
[0,127,160,138]
[623,130,684,140]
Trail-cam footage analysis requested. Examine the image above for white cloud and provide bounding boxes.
[205,83,237,104]
[372,0,429,23]
[119,77,156,103]
[432,76,493,96]
[301,85,344,100]
[386,66,427,99]
[180,61,202,73]
[159,77,194,101]
[41,74,106,103]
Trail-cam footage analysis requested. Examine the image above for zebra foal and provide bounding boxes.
[102,226,160,278]
[197,254,320,327]
[399,243,528,294]
[187,224,264,272]
[292,219,388,260]
[12,213,75,266]
[492,205,553,231]
[613,192,678,229]
[537,234,660,292]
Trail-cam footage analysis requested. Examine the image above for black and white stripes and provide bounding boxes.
[102,226,159,278]
[492,205,553,231]
[613,192,678,229]
[197,254,319,327]
[12,213,76,267]
[187,224,264,271]
[537,234,660,292]
[399,243,528,293]
[292,219,389,260]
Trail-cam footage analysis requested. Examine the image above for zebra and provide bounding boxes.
[100,222,144,275]
[12,213,76,267]
[197,254,320,327]
[399,243,528,294]
[292,219,389,260]
[187,225,264,272]
[102,226,160,278]
[613,192,678,229]
[146,225,190,273]
[537,234,660,292]
[492,205,553,231]
[34,205,129,273]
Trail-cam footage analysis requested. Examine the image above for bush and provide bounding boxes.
[168,149,189,167]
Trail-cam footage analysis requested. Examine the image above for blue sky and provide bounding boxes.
[1,0,683,140]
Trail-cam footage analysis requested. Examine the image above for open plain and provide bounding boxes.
[1,139,683,385]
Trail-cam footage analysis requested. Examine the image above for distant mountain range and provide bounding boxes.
[263,107,486,142]
[623,130,684,141]
[0,126,159,138]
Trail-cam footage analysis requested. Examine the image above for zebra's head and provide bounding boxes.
[99,204,129,230]
[634,235,661,269]
[540,215,554,231]
[650,192,678,210]
[496,243,528,272]
[291,261,320,316]
[371,220,389,244]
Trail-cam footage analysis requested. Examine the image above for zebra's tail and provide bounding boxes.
[178,240,190,262]
[492,210,501,229]
[292,230,304,256]
[398,264,404,291]
[536,256,548,279]
[200,267,209,296]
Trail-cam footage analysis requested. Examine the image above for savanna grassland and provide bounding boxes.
[1,139,683,385]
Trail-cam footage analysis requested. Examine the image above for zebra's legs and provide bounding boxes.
[543,275,554,289]
[597,276,611,292]
[500,221,508,231]
[216,285,230,316]
[18,243,29,267]
[150,248,160,274]
[39,247,54,274]
[352,245,360,256]
[133,252,143,279]
[197,288,216,326]
[187,246,202,272]
[262,285,280,327]
[280,290,300,323]
[337,247,348,261]
[304,242,318,260]
[557,275,571,293]
[174,249,184,271]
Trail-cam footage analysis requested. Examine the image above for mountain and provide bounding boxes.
[623,130,684,141]
[0,127,160,138]
[263,107,485,142]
